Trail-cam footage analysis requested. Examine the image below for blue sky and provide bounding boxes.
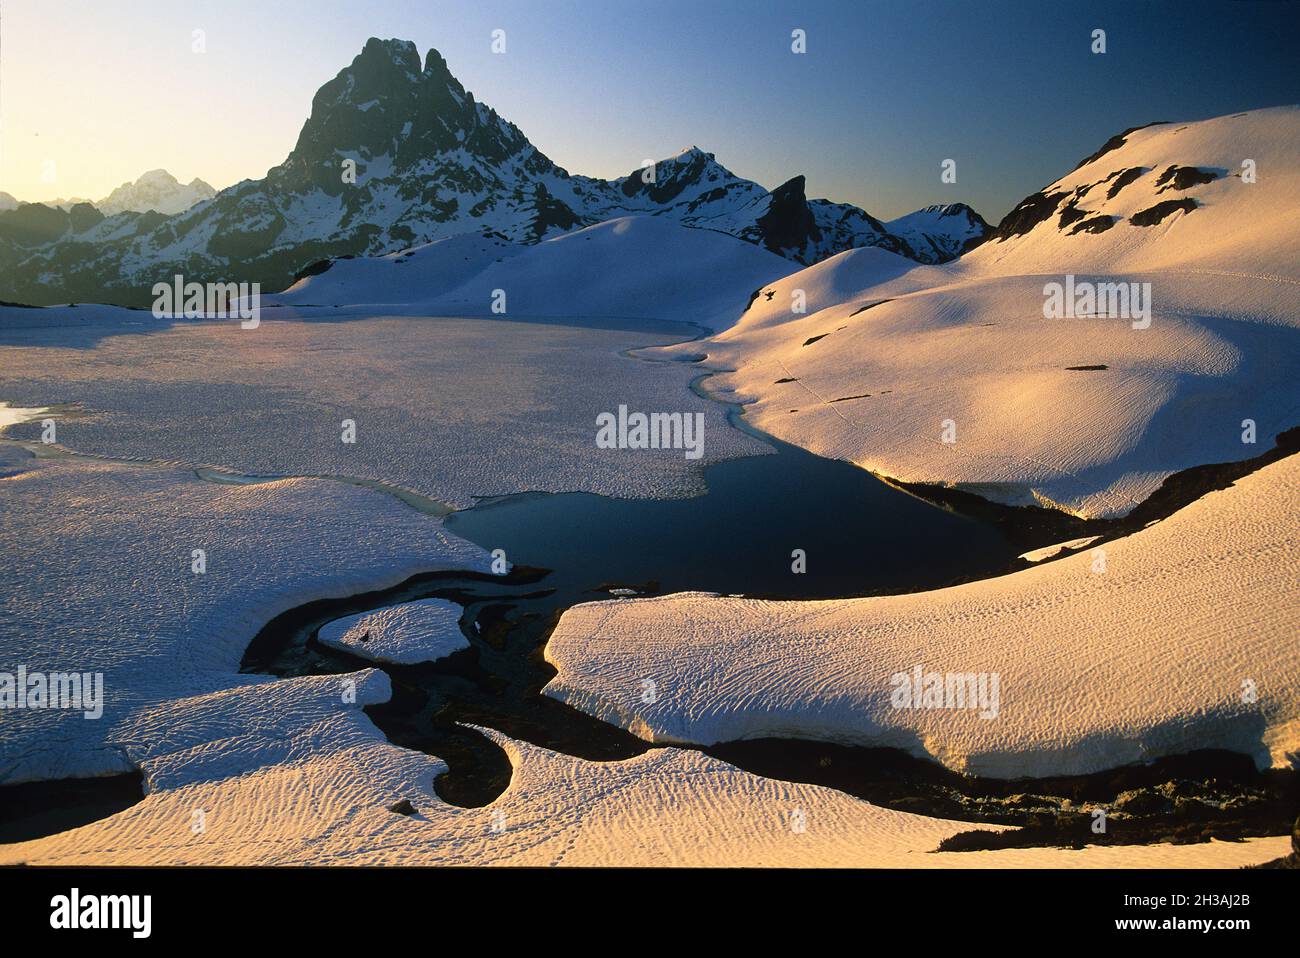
[2,0,1297,219]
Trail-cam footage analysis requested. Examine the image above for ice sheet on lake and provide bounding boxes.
[0,444,490,787]
[0,312,770,510]
[317,599,469,665]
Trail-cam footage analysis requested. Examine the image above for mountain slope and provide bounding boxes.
[970,106,1300,276]
[655,106,1300,518]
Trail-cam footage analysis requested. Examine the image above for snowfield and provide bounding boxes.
[2,692,1287,866]
[317,599,469,665]
[544,451,1300,778]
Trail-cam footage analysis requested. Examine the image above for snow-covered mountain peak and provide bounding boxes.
[885,203,991,261]
[0,36,991,305]
[95,169,217,215]
[615,145,745,205]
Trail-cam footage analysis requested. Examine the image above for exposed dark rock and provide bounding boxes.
[387,799,418,815]
[1114,789,1173,816]
[1105,166,1148,199]
[522,182,583,243]
[685,186,729,212]
[753,175,821,257]
[1058,196,1090,230]
[619,147,717,204]
[802,333,830,346]
[709,738,1298,855]
[849,298,893,316]
[1130,198,1198,226]
[293,258,335,281]
[1068,215,1117,235]
[1065,364,1109,371]
[1155,164,1219,192]
[991,189,1070,241]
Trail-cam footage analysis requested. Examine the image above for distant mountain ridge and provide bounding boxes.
[8,170,215,215]
[885,203,991,262]
[0,37,987,306]
[96,170,216,216]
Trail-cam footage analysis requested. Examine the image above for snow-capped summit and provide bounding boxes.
[30,195,94,211]
[275,36,543,192]
[613,147,754,207]
[96,169,216,216]
[885,203,991,261]
[0,37,986,305]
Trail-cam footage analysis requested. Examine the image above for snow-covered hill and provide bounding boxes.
[970,107,1300,277]
[279,215,798,330]
[658,106,1300,518]
[0,37,981,306]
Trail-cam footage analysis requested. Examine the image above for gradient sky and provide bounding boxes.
[1,0,1297,220]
